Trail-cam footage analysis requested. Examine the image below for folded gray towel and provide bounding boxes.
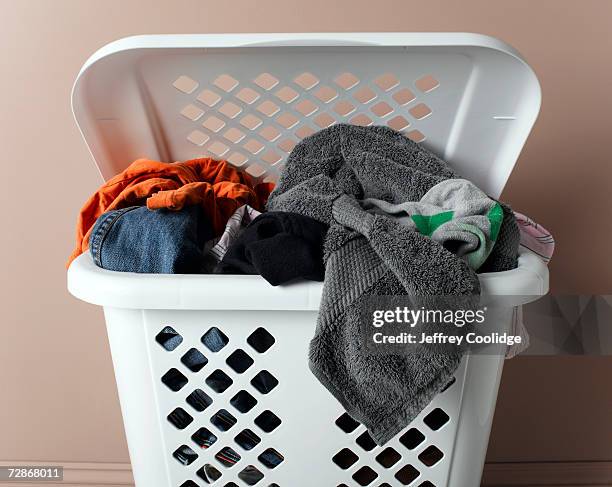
[268,124,484,444]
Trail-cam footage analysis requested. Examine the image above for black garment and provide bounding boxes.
[215,211,328,285]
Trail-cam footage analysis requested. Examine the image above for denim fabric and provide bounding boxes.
[89,206,214,274]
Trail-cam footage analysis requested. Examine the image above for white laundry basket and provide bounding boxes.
[67,33,549,487]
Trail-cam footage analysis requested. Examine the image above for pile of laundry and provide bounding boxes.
[69,124,554,445]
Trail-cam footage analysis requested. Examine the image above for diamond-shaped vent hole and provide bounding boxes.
[246,163,266,178]
[275,86,299,103]
[254,410,281,433]
[376,447,401,468]
[208,141,230,157]
[417,481,436,487]
[230,390,258,413]
[186,388,213,412]
[187,130,210,146]
[179,481,199,487]
[258,448,284,469]
[334,72,360,90]
[334,100,355,116]
[240,114,263,130]
[315,86,338,103]
[236,87,260,104]
[353,466,378,486]
[295,125,315,139]
[254,73,279,91]
[332,448,359,469]
[293,72,319,90]
[238,465,264,485]
[226,349,254,373]
[387,115,410,132]
[354,87,377,104]
[197,464,222,483]
[219,102,242,119]
[260,125,281,142]
[202,115,226,133]
[167,407,193,430]
[243,139,264,155]
[216,446,241,468]
[197,89,221,107]
[247,327,275,353]
[235,429,261,451]
[423,408,450,431]
[192,427,218,449]
[395,465,420,485]
[181,348,208,373]
[214,74,239,92]
[206,369,233,393]
[161,368,188,392]
[314,113,335,128]
[356,431,376,451]
[371,101,393,118]
[415,75,440,93]
[224,127,246,143]
[409,103,432,120]
[406,130,426,143]
[295,99,318,116]
[418,445,444,467]
[251,370,279,394]
[257,100,281,117]
[228,152,248,167]
[399,428,425,450]
[375,73,399,91]
[201,327,229,352]
[180,104,204,121]
[393,88,416,105]
[335,413,360,433]
[276,112,299,129]
[172,445,198,465]
[173,76,198,94]
[156,326,183,351]
[278,138,296,153]
[211,409,237,432]
[350,114,372,126]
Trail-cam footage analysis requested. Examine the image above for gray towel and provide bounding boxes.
[268,124,484,444]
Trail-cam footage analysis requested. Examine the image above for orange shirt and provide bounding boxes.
[68,158,274,266]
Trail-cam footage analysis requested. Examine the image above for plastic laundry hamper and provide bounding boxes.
[67,33,549,487]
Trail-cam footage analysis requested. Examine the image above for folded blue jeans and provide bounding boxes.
[89,206,214,273]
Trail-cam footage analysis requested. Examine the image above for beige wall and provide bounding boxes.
[1,0,611,467]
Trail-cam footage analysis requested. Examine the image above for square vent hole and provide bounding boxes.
[258,448,284,469]
[186,388,213,412]
[235,428,261,451]
[155,326,183,351]
[201,327,229,352]
[161,368,188,392]
[181,348,208,373]
[251,370,279,394]
[238,465,264,485]
[230,390,258,413]
[206,369,233,393]
[226,349,254,373]
[247,327,275,353]
[332,448,359,469]
[210,409,237,432]
[191,427,218,449]
[254,410,281,433]
[167,407,193,430]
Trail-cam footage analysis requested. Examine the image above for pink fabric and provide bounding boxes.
[514,211,555,263]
